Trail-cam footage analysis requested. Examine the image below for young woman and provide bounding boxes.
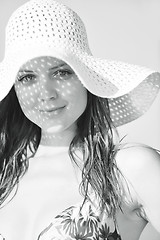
[0,0,160,239]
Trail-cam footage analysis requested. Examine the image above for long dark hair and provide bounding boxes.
[70,92,122,217]
[0,86,41,206]
[0,86,121,216]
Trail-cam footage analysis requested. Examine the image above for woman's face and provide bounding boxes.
[14,56,87,134]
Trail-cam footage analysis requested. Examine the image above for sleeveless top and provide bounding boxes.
[0,202,122,240]
[38,200,122,240]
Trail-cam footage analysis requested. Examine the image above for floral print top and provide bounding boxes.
[38,200,122,240]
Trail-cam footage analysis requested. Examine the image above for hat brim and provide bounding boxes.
[0,45,160,126]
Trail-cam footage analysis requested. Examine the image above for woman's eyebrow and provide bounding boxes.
[49,63,67,71]
[19,70,34,73]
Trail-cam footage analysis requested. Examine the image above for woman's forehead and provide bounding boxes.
[19,56,67,71]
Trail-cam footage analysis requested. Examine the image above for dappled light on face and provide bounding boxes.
[14,56,87,144]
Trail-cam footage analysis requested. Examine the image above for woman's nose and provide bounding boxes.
[38,75,58,101]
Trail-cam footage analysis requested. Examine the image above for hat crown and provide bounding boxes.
[5,0,90,54]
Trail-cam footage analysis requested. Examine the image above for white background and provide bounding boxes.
[0,0,160,239]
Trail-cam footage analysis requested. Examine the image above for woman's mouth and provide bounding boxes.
[39,106,65,113]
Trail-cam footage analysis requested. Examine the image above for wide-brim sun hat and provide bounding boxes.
[0,0,160,127]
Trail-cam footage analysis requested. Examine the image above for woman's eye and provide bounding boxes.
[52,69,74,80]
[18,74,36,83]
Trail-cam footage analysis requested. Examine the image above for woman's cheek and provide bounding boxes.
[16,84,38,109]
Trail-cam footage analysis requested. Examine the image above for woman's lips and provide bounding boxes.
[39,106,65,113]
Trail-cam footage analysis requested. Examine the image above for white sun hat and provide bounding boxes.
[0,0,160,126]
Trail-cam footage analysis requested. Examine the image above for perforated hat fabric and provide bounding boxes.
[0,0,160,126]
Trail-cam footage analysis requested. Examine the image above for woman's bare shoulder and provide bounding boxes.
[115,143,160,175]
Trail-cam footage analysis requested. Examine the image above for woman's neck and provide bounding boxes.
[40,127,76,147]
